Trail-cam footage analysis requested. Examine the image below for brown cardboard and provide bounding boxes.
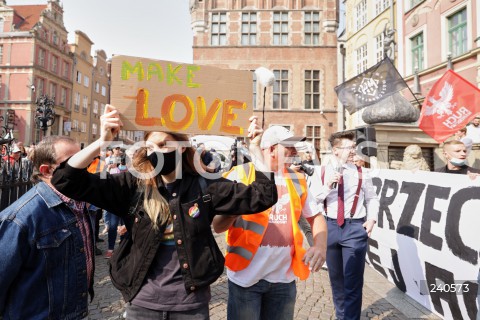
[110,55,253,136]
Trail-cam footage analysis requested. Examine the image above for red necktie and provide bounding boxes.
[337,175,345,226]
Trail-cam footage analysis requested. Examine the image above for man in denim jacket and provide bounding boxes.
[0,136,94,320]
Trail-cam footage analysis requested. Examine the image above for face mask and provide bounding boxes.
[449,157,466,167]
[147,149,180,175]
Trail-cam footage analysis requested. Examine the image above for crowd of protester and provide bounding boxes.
[0,107,479,320]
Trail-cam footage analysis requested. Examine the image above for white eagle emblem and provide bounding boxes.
[424,81,456,118]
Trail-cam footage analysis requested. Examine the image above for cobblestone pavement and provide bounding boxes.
[89,229,438,320]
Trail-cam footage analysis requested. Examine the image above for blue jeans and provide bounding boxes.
[126,303,209,320]
[106,211,120,251]
[227,279,296,320]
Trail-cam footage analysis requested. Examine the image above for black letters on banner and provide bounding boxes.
[420,185,450,251]
[378,179,397,230]
[425,262,462,319]
[388,248,406,292]
[367,238,388,278]
[463,279,478,320]
[396,181,425,239]
[445,187,480,265]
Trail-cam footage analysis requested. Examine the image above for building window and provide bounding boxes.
[37,78,45,95]
[375,0,389,15]
[211,12,227,46]
[411,33,424,71]
[84,75,89,88]
[273,12,288,45]
[38,48,46,67]
[0,45,3,64]
[355,0,367,31]
[82,96,88,114]
[410,0,425,9]
[72,120,79,131]
[76,71,82,84]
[92,123,98,135]
[252,72,257,110]
[101,86,106,97]
[375,33,384,62]
[93,100,99,114]
[63,62,69,78]
[81,122,87,133]
[50,83,57,100]
[60,87,67,106]
[95,82,100,93]
[448,8,467,57]
[356,44,368,74]
[53,31,59,46]
[306,125,321,152]
[241,12,256,45]
[0,18,4,33]
[305,70,320,110]
[273,70,289,109]
[304,11,320,45]
[100,103,105,115]
[74,92,80,112]
[51,56,58,73]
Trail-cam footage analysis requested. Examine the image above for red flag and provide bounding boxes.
[418,70,480,143]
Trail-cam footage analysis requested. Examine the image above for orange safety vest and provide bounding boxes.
[224,163,310,280]
[87,157,106,174]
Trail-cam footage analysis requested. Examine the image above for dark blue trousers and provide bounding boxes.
[326,218,368,320]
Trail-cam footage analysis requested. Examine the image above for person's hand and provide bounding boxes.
[327,171,342,189]
[247,115,263,146]
[467,171,479,180]
[290,163,302,172]
[303,245,326,272]
[363,219,376,237]
[117,225,127,236]
[100,104,123,143]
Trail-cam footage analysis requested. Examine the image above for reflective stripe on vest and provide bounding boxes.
[224,164,310,279]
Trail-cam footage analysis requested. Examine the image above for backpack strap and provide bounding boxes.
[198,175,212,203]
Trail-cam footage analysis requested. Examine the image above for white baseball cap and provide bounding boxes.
[11,145,21,153]
[260,126,306,149]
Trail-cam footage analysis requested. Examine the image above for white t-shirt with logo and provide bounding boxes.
[227,172,321,287]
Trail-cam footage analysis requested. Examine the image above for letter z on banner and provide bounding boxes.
[419,70,480,143]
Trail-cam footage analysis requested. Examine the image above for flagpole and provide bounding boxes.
[385,56,423,108]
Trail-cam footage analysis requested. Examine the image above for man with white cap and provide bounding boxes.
[213,120,327,320]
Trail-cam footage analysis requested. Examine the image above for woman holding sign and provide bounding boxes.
[52,105,277,319]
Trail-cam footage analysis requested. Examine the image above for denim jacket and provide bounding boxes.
[0,182,94,320]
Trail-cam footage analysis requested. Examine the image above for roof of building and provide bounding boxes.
[11,5,47,31]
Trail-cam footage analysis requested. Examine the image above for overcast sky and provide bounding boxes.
[6,0,194,62]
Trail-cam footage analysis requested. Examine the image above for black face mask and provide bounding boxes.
[147,149,180,175]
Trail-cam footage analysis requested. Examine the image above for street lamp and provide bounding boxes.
[35,94,56,136]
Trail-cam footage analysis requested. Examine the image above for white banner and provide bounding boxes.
[367,169,480,320]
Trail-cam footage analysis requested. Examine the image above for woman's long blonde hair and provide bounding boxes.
[132,132,203,229]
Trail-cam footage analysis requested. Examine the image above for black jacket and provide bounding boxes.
[434,165,480,174]
[52,162,277,302]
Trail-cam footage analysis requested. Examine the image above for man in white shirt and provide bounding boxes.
[213,124,327,320]
[466,117,480,143]
[310,131,379,320]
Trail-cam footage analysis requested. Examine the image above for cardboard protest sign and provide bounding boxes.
[110,55,253,136]
[366,169,479,320]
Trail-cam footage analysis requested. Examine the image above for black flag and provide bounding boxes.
[334,57,408,114]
